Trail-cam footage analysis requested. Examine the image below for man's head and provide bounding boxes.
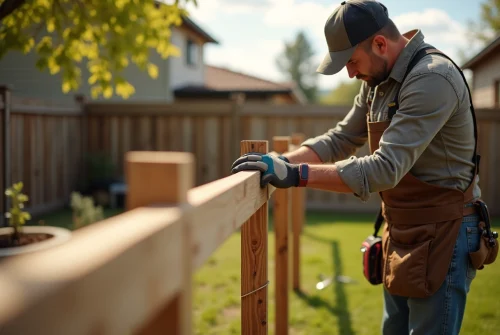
[317,0,404,87]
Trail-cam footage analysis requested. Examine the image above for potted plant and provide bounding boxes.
[0,182,71,258]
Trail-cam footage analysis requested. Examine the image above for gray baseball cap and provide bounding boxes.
[317,0,390,75]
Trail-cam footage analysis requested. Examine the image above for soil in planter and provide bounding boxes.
[0,233,54,249]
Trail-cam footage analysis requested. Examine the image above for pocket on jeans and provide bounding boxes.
[466,226,480,279]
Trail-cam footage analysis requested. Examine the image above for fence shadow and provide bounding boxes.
[295,233,355,335]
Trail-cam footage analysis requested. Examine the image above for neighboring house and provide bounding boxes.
[0,15,218,105]
[462,34,500,109]
[174,65,306,104]
[0,11,304,106]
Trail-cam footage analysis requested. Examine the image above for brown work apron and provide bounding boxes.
[368,115,478,298]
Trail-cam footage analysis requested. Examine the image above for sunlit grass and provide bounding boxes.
[35,209,500,334]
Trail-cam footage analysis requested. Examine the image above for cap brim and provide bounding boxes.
[316,46,356,75]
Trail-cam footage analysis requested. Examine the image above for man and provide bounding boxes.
[231,0,498,334]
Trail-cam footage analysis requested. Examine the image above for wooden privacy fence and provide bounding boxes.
[85,102,500,215]
[0,138,305,335]
[1,85,500,217]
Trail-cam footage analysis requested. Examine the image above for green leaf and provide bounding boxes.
[0,0,193,99]
[147,63,159,79]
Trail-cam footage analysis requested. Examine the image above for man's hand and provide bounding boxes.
[231,153,299,188]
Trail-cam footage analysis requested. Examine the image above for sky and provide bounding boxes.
[184,0,487,91]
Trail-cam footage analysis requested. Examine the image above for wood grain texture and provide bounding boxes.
[8,102,500,219]
[0,207,185,335]
[273,136,291,335]
[240,140,269,335]
[126,151,194,335]
[126,152,194,209]
[188,171,271,271]
[290,134,305,290]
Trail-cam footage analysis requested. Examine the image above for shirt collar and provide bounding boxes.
[389,29,426,83]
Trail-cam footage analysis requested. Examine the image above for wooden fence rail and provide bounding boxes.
[0,139,303,335]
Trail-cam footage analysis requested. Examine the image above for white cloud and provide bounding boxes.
[392,9,467,59]
[204,39,287,83]
[186,0,275,21]
[263,0,339,32]
[187,3,469,90]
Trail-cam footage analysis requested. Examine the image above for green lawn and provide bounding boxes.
[192,212,500,335]
[34,209,500,334]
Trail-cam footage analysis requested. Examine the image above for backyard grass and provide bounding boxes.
[34,209,500,335]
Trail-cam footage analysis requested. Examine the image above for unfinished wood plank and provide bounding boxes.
[182,117,192,153]
[240,140,269,335]
[0,207,185,335]
[188,170,273,270]
[126,152,194,209]
[273,136,291,335]
[85,101,234,116]
[155,117,168,151]
[110,116,119,171]
[36,116,44,206]
[126,151,194,335]
[204,117,218,183]
[290,133,305,291]
[61,117,69,197]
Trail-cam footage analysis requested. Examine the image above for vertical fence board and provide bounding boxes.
[241,140,269,335]
[273,136,291,335]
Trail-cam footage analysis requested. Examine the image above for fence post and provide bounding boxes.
[240,140,269,335]
[291,133,305,291]
[272,136,291,335]
[126,151,194,335]
[0,85,11,227]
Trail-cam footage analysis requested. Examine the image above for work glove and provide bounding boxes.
[231,153,299,188]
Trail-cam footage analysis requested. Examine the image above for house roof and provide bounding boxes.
[174,66,306,103]
[462,34,500,70]
[205,66,292,91]
[181,16,219,44]
[154,1,219,44]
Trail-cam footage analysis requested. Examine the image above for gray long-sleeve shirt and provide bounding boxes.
[303,29,481,202]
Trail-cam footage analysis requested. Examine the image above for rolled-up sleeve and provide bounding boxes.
[302,82,369,162]
[335,72,459,201]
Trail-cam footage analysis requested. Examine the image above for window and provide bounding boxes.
[186,39,198,66]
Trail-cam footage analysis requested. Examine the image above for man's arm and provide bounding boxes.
[313,72,460,200]
[288,82,369,164]
[282,146,323,164]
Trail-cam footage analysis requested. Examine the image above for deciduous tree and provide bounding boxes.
[0,0,195,98]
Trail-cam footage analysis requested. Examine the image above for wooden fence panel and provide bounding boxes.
[80,102,500,215]
[3,100,498,217]
[6,110,83,216]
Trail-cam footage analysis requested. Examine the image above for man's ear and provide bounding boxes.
[373,35,387,55]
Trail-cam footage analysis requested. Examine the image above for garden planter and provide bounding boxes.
[0,226,71,258]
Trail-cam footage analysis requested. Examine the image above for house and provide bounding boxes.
[0,10,304,106]
[462,34,500,108]
[0,15,219,105]
[174,65,306,104]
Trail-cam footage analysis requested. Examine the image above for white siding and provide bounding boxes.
[471,51,500,108]
[168,29,205,90]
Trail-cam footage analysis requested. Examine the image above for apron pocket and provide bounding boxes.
[384,238,431,298]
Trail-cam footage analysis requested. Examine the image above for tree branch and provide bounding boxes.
[0,0,26,22]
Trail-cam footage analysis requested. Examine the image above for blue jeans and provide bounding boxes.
[381,214,481,335]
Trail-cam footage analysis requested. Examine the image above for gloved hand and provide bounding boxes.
[231,153,299,188]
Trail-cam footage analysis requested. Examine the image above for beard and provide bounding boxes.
[356,52,389,88]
